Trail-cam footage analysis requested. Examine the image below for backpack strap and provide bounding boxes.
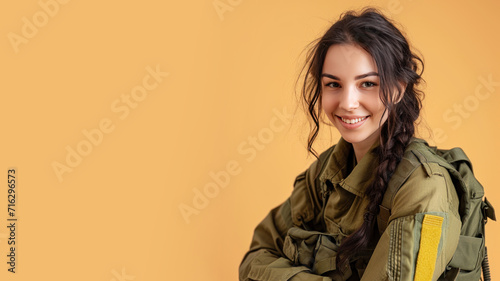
[484,197,497,221]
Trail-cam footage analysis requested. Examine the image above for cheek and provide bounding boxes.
[321,94,338,112]
[373,103,388,123]
[374,105,386,116]
[366,96,386,116]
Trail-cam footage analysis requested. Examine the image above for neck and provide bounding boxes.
[352,134,380,163]
[353,143,370,163]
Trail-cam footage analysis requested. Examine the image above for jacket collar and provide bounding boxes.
[318,137,380,197]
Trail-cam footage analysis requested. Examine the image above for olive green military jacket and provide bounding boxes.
[239,138,461,281]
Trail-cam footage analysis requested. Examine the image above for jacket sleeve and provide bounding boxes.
[239,158,332,281]
[361,163,462,281]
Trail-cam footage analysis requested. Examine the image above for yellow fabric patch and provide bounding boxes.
[414,214,444,281]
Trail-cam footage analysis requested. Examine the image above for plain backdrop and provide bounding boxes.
[0,0,499,280]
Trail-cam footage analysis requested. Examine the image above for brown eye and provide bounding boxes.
[325,82,341,88]
[361,81,377,88]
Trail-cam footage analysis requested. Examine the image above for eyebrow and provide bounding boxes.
[321,71,379,80]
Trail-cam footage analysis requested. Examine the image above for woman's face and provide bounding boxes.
[321,43,388,151]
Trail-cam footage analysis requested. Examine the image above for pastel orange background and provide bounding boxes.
[0,0,499,280]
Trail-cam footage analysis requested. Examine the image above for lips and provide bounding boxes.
[336,115,369,129]
[337,115,369,124]
[340,116,367,124]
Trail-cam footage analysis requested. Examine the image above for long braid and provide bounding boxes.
[336,83,422,268]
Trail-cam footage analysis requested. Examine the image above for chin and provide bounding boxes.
[339,132,376,145]
[341,135,366,144]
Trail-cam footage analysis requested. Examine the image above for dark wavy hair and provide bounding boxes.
[298,8,424,268]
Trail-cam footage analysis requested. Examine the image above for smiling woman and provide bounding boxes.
[239,7,494,281]
[320,44,387,162]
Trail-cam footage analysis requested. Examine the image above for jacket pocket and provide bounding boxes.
[447,234,484,273]
[283,226,341,275]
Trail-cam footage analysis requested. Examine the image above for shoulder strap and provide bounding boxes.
[377,139,457,234]
[377,144,423,234]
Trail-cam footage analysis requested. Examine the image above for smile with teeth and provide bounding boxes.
[340,116,368,124]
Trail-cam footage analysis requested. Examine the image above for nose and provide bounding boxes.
[339,86,359,111]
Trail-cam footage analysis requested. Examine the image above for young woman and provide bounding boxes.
[239,8,463,281]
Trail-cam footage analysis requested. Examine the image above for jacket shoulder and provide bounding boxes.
[378,138,456,231]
